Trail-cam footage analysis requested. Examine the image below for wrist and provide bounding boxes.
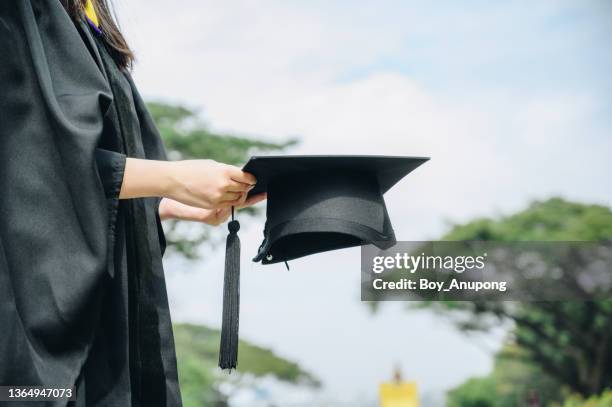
[121,158,179,200]
[158,160,180,198]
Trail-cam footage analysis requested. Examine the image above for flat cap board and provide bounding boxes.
[243,155,430,196]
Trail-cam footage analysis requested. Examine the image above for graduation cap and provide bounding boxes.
[219,155,428,370]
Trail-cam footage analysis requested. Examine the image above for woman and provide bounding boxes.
[0,0,265,405]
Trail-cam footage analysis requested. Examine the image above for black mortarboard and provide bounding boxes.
[219,155,428,369]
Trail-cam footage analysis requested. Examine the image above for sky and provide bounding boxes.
[117,0,612,404]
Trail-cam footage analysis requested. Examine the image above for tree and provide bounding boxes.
[174,324,320,407]
[447,345,564,407]
[409,198,612,397]
[561,389,612,407]
[147,102,297,258]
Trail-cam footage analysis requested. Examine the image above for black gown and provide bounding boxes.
[0,1,182,406]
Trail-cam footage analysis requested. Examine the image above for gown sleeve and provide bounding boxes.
[0,0,117,387]
[95,148,127,199]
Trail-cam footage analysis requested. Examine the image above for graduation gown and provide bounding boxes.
[0,1,182,405]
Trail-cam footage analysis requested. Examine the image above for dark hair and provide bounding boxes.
[63,0,134,69]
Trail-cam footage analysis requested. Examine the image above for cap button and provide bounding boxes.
[228,220,240,233]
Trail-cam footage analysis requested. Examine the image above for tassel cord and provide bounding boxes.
[219,206,241,369]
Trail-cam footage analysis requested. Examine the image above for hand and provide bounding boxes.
[158,193,267,225]
[165,160,257,210]
[119,158,258,210]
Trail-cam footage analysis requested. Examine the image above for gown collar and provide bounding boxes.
[84,0,102,35]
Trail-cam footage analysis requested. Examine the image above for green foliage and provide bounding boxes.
[147,101,297,165]
[447,345,565,407]
[147,103,194,126]
[174,324,225,407]
[443,197,612,241]
[146,101,297,258]
[560,389,612,407]
[174,323,320,407]
[424,198,612,397]
[447,376,497,407]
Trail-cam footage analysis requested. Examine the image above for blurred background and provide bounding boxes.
[117,1,612,405]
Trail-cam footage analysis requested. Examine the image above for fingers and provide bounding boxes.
[173,191,265,227]
[211,208,231,225]
[225,179,254,193]
[220,191,268,209]
[227,166,257,186]
[219,191,243,202]
[179,204,231,226]
[218,191,248,208]
[238,192,267,209]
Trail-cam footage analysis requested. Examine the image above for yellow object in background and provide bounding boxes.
[379,381,419,407]
[84,0,99,28]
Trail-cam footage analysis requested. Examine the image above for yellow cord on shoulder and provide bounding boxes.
[84,0,99,28]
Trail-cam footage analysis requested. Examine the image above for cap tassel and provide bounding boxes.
[219,207,240,370]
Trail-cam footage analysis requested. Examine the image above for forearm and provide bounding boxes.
[117,157,256,210]
[119,158,174,199]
